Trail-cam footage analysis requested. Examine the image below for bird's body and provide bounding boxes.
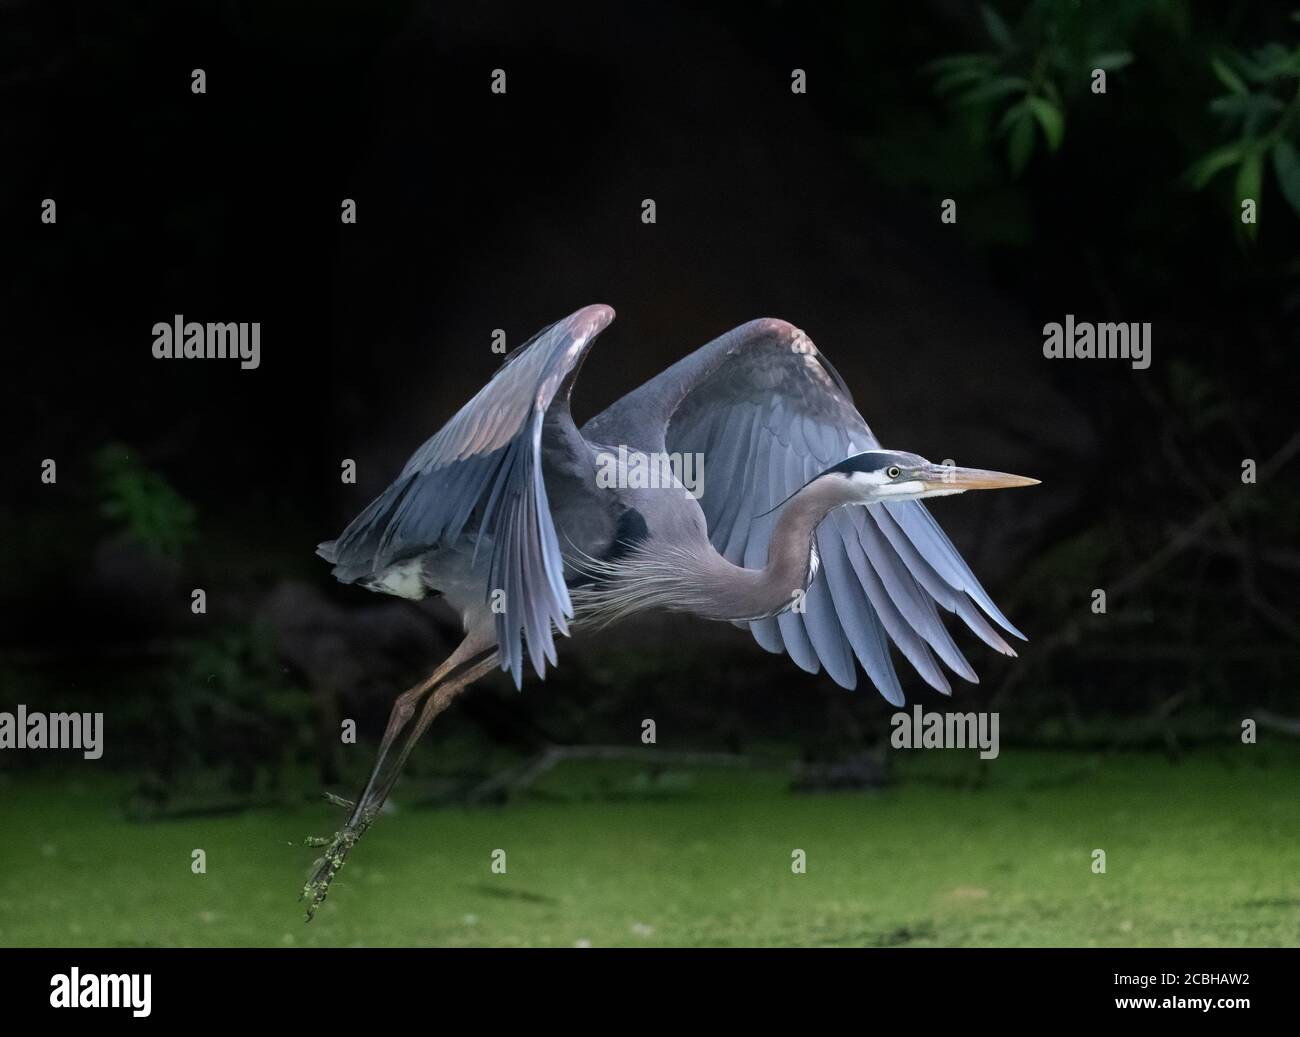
[302,304,1038,916]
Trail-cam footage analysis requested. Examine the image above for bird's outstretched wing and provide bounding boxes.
[320,304,615,686]
[589,317,1025,703]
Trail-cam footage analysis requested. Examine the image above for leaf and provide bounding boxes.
[1272,138,1300,219]
[1209,93,1284,118]
[933,65,995,95]
[997,98,1029,135]
[1184,143,1244,189]
[1092,51,1133,71]
[1027,96,1065,151]
[1247,43,1299,81]
[1232,52,1268,84]
[1008,110,1035,176]
[981,4,1015,52]
[923,53,998,75]
[956,76,1029,106]
[1210,56,1247,95]
[1236,150,1262,204]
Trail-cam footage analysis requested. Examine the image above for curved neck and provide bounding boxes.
[571,478,857,626]
[740,478,853,618]
[682,478,855,623]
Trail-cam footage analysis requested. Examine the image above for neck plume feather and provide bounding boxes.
[570,478,850,626]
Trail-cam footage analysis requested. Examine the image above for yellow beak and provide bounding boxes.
[922,465,1041,492]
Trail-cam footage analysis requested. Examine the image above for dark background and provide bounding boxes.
[2,0,1297,807]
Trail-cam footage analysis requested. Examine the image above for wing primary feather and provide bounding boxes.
[776,607,822,675]
[830,511,951,695]
[887,502,1027,641]
[799,565,859,690]
[854,508,977,683]
[871,504,1014,657]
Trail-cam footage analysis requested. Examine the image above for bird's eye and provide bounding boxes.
[886,466,901,479]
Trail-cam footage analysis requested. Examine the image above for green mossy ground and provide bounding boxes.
[2,748,1296,947]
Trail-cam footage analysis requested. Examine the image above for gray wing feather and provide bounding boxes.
[777,603,821,674]
[832,509,948,697]
[320,304,615,687]
[851,508,975,683]
[869,505,1015,656]
[648,318,1023,701]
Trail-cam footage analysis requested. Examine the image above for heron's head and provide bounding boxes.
[818,450,1040,503]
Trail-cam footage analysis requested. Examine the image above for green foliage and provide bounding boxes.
[132,626,315,811]
[926,2,1137,176]
[93,442,197,558]
[922,2,1299,236]
[1186,35,1300,237]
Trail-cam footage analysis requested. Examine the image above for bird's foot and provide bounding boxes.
[300,817,369,921]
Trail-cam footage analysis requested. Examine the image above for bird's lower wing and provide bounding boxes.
[320,304,615,686]
[661,320,1024,702]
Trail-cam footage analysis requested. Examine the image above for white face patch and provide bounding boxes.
[842,469,964,502]
[874,479,926,498]
[846,470,917,498]
[847,470,888,489]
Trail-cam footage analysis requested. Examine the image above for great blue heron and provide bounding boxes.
[302,304,1038,916]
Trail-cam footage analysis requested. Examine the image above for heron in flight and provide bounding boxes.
[302,304,1038,916]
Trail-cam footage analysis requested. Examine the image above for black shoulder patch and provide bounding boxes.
[608,507,649,556]
[565,507,649,589]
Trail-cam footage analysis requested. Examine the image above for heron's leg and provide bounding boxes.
[359,651,500,820]
[301,641,498,919]
[342,649,465,829]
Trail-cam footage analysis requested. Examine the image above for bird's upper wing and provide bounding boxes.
[320,304,615,686]
[591,317,1025,703]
